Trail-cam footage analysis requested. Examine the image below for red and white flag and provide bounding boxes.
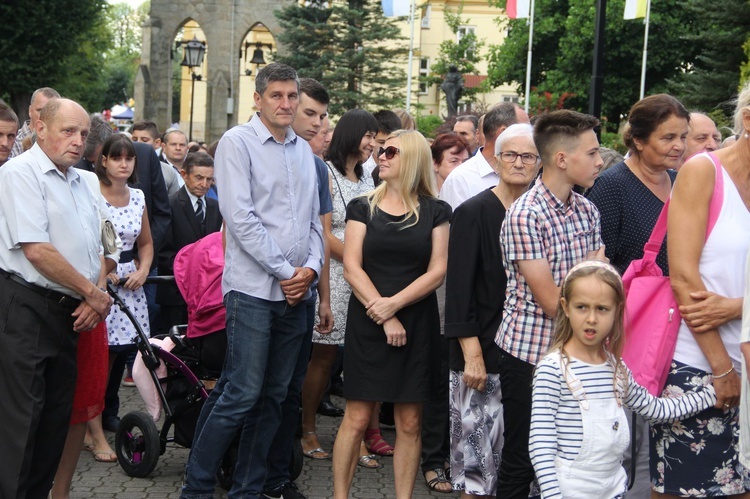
[506,0,530,19]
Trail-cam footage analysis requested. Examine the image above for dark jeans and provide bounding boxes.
[421,335,450,473]
[103,343,137,425]
[264,298,314,489]
[496,348,535,499]
[181,292,306,499]
[0,277,79,499]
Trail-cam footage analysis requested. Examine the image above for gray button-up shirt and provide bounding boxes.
[216,113,324,302]
[0,143,103,298]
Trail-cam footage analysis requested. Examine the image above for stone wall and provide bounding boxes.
[135,0,291,142]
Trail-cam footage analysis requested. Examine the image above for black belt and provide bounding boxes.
[0,268,82,308]
[119,250,134,264]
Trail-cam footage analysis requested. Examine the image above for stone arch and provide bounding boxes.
[136,0,293,142]
[237,22,277,123]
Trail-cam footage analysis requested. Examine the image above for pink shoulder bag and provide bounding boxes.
[622,152,724,396]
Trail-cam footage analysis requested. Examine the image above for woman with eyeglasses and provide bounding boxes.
[444,124,539,498]
[299,109,380,466]
[332,130,452,498]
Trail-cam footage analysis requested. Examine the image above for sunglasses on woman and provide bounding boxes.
[378,146,401,160]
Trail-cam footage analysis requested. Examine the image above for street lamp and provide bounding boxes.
[179,35,207,141]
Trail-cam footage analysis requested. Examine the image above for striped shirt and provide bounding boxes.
[496,178,603,364]
[530,352,717,499]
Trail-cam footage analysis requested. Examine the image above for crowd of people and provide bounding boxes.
[1,64,749,499]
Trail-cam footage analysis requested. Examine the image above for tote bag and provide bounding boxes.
[622,152,724,396]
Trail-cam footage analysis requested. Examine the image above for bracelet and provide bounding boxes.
[713,365,735,379]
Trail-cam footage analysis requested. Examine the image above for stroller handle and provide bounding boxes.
[112,275,176,287]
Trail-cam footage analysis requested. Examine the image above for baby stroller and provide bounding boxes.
[110,233,303,488]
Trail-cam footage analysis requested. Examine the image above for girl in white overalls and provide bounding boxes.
[529,261,717,499]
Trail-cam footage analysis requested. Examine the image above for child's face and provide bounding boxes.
[561,274,619,360]
[562,130,603,189]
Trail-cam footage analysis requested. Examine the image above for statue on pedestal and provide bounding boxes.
[441,65,464,118]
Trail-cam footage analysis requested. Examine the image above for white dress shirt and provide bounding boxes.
[438,147,498,210]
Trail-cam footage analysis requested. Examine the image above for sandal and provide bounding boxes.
[424,467,452,493]
[357,454,381,469]
[92,450,118,463]
[301,432,330,460]
[364,428,394,456]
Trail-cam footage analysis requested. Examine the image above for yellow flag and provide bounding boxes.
[624,0,647,19]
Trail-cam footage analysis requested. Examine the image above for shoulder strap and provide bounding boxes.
[641,153,724,262]
[327,163,348,207]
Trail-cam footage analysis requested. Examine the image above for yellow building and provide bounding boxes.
[398,0,519,117]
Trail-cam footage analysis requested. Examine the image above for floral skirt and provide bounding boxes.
[449,371,503,496]
[650,360,750,496]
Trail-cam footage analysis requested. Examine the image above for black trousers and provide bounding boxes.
[495,348,536,499]
[0,277,79,499]
[421,335,450,473]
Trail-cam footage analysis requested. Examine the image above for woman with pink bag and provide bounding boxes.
[655,84,750,498]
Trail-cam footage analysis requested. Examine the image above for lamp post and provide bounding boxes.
[179,35,207,141]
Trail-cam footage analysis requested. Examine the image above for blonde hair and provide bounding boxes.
[366,130,436,229]
[734,82,750,136]
[548,262,627,396]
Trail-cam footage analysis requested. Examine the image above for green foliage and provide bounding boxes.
[422,3,484,102]
[275,0,408,116]
[0,0,147,117]
[416,114,444,138]
[743,35,750,86]
[486,0,702,127]
[0,0,109,117]
[665,0,750,122]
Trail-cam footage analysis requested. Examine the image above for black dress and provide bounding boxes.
[343,195,452,403]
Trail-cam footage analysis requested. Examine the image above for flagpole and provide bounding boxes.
[639,0,651,99]
[405,0,416,110]
[523,0,536,113]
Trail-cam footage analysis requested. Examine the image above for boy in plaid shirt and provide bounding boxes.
[494,110,607,499]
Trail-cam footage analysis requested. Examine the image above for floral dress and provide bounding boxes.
[105,187,150,345]
[312,164,374,345]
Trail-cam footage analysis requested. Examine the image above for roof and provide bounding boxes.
[464,74,487,88]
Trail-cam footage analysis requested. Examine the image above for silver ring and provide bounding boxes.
[724,403,730,408]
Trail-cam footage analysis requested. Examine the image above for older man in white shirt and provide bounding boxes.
[439,103,530,210]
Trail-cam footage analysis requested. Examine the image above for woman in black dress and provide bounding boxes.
[332,130,452,498]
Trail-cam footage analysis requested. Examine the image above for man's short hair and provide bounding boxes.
[163,129,187,144]
[255,63,299,96]
[0,104,19,127]
[183,151,214,173]
[455,114,479,131]
[131,121,160,139]
[533,110,600,163]
[299,78,329,106]
[84,115,115,159]
[373,110,402,135]
[483,102,519,138]
[31,87,60,105]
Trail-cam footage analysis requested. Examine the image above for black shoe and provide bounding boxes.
[263,481,307,499]
[317,400,345,417]
[102,416,121,432]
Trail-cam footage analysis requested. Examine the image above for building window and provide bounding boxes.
[457,25,477,59]
[419,58,430,94]
[502,95,520,104]
[421,4,431,29]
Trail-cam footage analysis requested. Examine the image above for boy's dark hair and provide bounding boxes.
[533,110,600,163]
[372,110,402,135]
[299,78,330,106]
[131,121,160,139]
[183,151,214,173]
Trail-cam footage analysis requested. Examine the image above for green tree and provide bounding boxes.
[487,0,699,128]
[0,0,108,119]
[423,3,485,104]
[666,0,750,122]
[275,0,407,116]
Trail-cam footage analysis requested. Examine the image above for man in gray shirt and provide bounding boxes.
[0,98,113,498]
[181,63,324,499]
